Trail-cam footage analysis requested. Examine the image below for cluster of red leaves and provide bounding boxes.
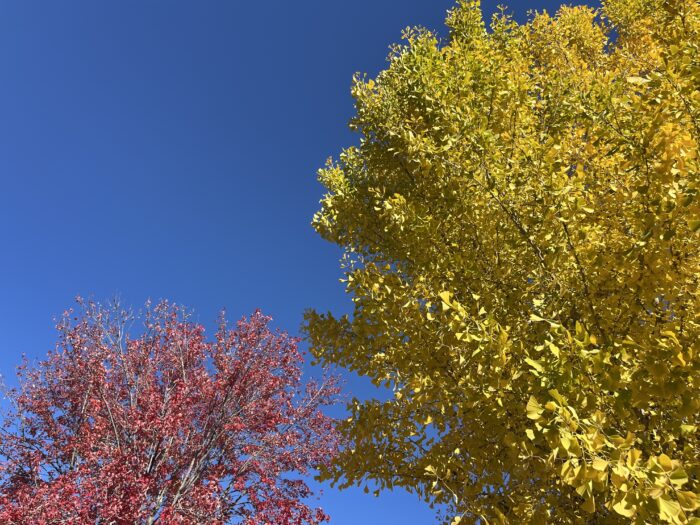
[0,300,340,524]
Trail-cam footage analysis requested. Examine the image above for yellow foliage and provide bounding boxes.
[306,0,699,523]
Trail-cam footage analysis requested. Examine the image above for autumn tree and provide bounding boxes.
[0,300,339,525]
[305,0,699,522]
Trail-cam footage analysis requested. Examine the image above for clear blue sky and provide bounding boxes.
[0,1,592,522]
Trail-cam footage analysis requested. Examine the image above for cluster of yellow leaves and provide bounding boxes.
[306,0,699,523]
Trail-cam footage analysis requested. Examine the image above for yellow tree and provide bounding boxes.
[305,0,699,523]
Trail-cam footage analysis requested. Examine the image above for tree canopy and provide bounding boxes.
[0,300,339,524]
[306,0,699,522]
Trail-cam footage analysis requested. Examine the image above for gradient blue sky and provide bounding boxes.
[0,1,593,522]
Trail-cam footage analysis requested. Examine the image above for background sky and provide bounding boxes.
[0,1,595,522]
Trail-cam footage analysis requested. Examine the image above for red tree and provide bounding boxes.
[0,300,339,525]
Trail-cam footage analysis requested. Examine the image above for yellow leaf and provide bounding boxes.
[669,467,688,487]
[658,496,682,522]
[627,76,650,84]
[680,424,696,435]
[657,454,674,472]
[524,358,544,373]
[526,396,543,420]
[548,389,565,404]
[677,491,699,512]
[627,449,642,468]
[612,494,637,518]
[438,291,453,309]
[592,458,608,471]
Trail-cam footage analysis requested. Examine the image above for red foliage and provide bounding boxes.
[0,300,339,524]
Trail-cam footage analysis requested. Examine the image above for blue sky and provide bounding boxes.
[0,1,592,522]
